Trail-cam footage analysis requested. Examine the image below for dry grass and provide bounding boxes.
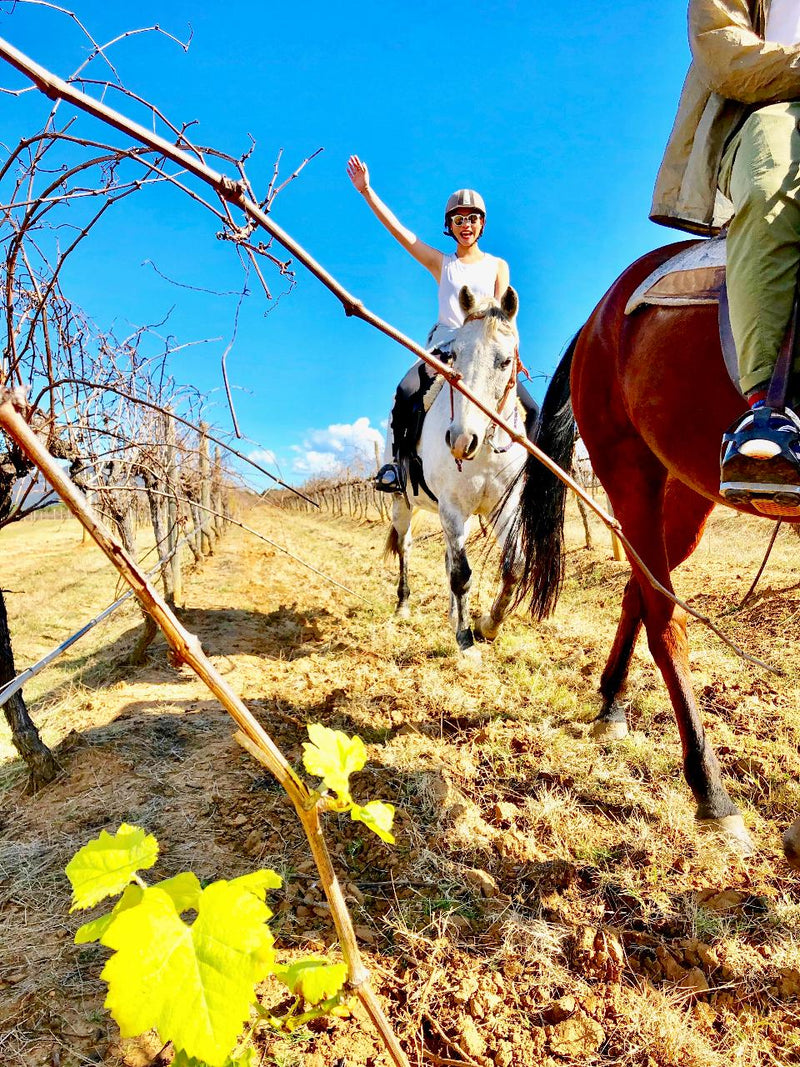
[3,499,800,1065]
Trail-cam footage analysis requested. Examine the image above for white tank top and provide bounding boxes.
[437,252,499,329]
[766,0,800,44]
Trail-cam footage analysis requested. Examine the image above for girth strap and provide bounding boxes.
[766,290,800,411]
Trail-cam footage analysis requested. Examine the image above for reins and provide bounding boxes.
[451,309,522,460]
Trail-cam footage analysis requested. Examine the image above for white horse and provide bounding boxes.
[384,285,528,657]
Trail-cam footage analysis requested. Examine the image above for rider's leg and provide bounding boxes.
[720,102,800,498]
[726,102,800,397]
[516,382,540,440]
[376,362,429,491]
[376,360,438,492]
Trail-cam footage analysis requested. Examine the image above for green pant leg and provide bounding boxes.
[725,102,800,395]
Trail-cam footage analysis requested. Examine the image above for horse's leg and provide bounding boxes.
[440,505,477,657]
[603,449,749,847]
[391,496,413,618]
[475,497,523,642]
[592,478,715,741]
[591,576,643,741]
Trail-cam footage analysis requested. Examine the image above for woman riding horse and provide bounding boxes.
[346,155,538,493]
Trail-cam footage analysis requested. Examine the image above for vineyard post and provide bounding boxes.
[606,492,624,561]
[165,410,183,606]
[373,442,386,521]
[0,393,409,1067]
[199,423,213,556]
[212,446,224,538]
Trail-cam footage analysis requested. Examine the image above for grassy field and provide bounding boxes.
[2,498,800,1066]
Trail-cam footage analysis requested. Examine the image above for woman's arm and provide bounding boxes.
[494,258,510,300]
[690,0,800,103]
[347,155,443,281]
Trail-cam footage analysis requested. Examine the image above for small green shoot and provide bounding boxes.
[302,724,396,843]
[65,823,157,909]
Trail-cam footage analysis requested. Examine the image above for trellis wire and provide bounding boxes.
[126,486,378,607]
[0,35,778,677]
[0,513,215,708]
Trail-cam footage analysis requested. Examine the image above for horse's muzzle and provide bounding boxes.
[447,428,479,461]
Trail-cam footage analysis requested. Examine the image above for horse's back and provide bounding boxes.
[572,242,743,504]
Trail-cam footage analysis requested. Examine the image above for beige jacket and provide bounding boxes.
[651,0,800,235]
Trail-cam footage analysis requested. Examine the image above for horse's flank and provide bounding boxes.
[511,242,782,857]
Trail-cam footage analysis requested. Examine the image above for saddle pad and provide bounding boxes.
[422,375,445,412]
[624,236,727,315]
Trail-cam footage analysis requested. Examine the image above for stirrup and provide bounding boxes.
[374,463,405,494]
[720,406,800,511]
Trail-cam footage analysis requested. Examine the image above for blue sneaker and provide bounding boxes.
[721,406,800,509]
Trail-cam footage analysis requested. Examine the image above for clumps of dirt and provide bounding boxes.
[6,505,800,1066]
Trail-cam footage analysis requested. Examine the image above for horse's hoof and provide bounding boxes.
[473,615,499,643]
[590,718,628,742]
[698,814,755,858]
[783,818,800,869]
[395,603,411,620]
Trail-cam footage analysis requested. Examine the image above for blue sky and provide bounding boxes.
[0,2,690,485]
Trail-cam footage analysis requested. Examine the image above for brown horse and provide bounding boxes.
[510,241,800,865]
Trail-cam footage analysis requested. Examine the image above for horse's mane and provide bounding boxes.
[464,298,517,339]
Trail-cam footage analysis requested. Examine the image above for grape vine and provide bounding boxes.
[65,725,396,1066]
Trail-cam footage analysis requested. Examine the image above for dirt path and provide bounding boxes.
[3,502,800,1066]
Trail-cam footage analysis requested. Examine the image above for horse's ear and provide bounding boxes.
[459,285,476,315]
[500,286,518,321]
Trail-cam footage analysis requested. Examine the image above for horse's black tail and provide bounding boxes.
[384,525,400,563]
[501,333,579,620]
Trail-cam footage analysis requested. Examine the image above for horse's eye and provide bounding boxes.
[499,357,512,369]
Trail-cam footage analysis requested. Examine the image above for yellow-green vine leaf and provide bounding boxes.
[101,879,276,1066]
[350,800,396,844]
[65,824,158,911]
[157,872,202,914]
[228,868,282,905]
[274,958,349,1004]
[302,724,366,802]
[75,883,143,945]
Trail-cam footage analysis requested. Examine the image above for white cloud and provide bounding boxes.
[291,417,384,477]
[291,450,341,476]
[249,448,277,467]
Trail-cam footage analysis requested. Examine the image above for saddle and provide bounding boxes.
[624,238,727,314]
[625,236,799,409]
[624,237,745,391]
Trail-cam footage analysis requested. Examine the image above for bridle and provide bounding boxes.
[449,308,527,461]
